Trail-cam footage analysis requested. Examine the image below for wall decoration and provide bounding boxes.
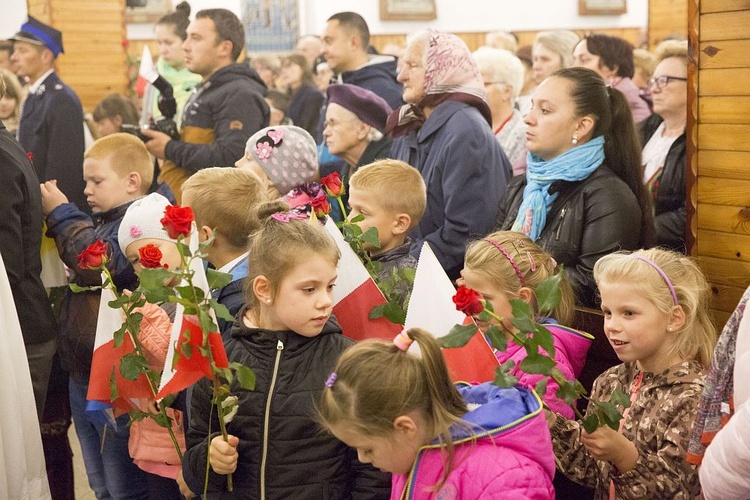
[125,0,173,24]
[241,0,299,52]
[578,0,627,16]
[379,0,437,21]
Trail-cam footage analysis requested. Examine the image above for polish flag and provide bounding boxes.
[87,273,153,413]
[324,218,402,341]
[135,45,158,97]
[156,230,228,400]
[404,243,499,383]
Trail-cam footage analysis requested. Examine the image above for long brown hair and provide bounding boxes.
[318,328,468,489]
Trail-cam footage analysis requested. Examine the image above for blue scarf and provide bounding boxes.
[511,136,606,241]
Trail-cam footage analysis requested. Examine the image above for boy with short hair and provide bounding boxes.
[181,167,268,337]
[347,159,426,302]
[40,132,151,498]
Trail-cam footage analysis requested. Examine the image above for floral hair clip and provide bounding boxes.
[271,211,308,223]
[254,129,285,160]
[129,225,143,238]
[325,372,337,388]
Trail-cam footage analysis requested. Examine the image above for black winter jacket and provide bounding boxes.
[182,310,391,499]
[495,165,642,308]
[638,114,686,252]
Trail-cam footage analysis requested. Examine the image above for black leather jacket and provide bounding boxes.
[495,165,642,307]
[182,310,390,499]
[638,114,686,252]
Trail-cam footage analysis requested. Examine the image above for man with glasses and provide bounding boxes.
[638,40,689,252]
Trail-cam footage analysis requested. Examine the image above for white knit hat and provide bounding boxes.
[118,193,175,255]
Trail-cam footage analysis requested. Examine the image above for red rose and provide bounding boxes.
[138,244,164,269]
[452,285,485,316]
[160,205,194,239]
[320,172,344,197]
[311,193,332,218]
[77,240,108,270]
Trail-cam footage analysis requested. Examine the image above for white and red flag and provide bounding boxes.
[404,243,499,383]
[324,218,402,341]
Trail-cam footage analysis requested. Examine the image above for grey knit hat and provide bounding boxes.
[118,193,176,255]
[245,125,318,193]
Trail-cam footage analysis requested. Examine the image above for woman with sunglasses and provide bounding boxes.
[639,40,688,252]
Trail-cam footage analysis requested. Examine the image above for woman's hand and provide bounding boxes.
[581,425,638,473]
[209,434,239,475]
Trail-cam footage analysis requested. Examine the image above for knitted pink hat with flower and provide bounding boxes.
[245,125,318,193]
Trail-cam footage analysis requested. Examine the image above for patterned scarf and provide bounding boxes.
[511,136,605,241]
[686,286,750,464]
[386,30,492,137]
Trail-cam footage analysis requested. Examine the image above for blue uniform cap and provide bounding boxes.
[10,16,64,57]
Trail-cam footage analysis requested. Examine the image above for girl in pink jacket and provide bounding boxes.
[460,231,592,418]
[319,328,556,499]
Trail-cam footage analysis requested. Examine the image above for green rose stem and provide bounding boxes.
[99,261,183,462]
[173,239,234,493]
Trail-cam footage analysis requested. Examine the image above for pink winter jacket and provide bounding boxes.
[495,322,592,418]
[391,383,555,499]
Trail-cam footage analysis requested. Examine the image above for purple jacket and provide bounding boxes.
[496,322,592,419]
[392,383,555,499]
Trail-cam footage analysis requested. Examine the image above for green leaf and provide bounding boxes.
[399,267,416,284]
[230,362,256,390]
[555,380,581,404]
[485,325,507,352]
[119,352,150,381]
[198,309,217,337]
[582,414,600,434]
[349,214,364,223]
[69,283,102,293]
[113,322,128,348]
[209,299,235,322]
[107,293,132,309]
[493,360,518,388]
[177,241,192,259]
[206,268,233,290]
[518,353,556,375]
[533,324,556,358]
[536,271,563,314]
[137,268,175,302]
[610,389,632,409]
[475,309,495,323]
[128,409,148,422]
[109,368,119,401]
[535,378,549,398]
[181,342,193,360]
[596,401,624,431]
[510,298,533,320]
[381,302,406,325]
[439,323,478,348]
[126,312,143,339]
[368,304,384,319]
[359,227,381,249]
[177,286,204,303]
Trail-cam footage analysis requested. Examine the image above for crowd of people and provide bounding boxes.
[1,4,746,500]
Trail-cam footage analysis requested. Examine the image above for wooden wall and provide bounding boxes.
[27,0,129,111]
[649,0,689,48]
[691,0,750,326]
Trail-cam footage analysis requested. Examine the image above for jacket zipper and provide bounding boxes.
[260,339,284,500]
[555,205,568,241]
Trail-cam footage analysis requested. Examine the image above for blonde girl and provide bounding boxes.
[461,230,592,418]
[180,200,390,498]
[319,328,555,499]
[549,247,715,499]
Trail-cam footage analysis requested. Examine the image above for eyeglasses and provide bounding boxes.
[647,75,687,90]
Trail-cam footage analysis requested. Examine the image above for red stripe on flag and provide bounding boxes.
[442,325,499,384]
[333,279,402,341]
[87,337,153,412]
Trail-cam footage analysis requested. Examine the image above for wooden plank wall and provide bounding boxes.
[27,0,129,111]
[693,0,750,327]
[649,0,689,48]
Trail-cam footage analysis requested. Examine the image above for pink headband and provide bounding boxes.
[632,255,678,305]
[482,239,525,286]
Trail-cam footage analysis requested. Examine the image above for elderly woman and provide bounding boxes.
[388,29,512,280]
[321,83,392,197]
[473,47,527,170]
[495,67,654,308]
[639,40,688,252]
[532,30,580,86]
[573,33,651,123]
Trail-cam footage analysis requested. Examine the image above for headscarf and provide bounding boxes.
[387,30,492,137]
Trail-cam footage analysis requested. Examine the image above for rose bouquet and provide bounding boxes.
[74,204,254,493]
[442,274,630,433]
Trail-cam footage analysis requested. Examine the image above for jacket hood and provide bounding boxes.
[449,383,553,473]
[545,322,593,379]
[209,63,267,95]
[340,56,399,85]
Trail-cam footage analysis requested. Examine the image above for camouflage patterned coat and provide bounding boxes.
[550,361,704,499]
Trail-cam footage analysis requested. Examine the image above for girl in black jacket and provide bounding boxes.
[181,201,390,499]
